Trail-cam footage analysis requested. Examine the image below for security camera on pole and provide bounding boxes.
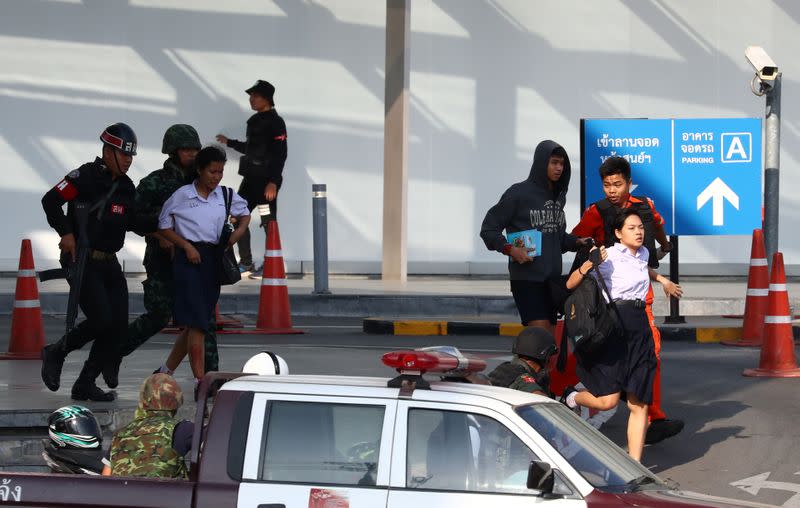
[745,46,780,268]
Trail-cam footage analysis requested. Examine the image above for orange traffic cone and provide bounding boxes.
[226,221,302,335]
[743,252,800,377]
[252,221,301,334]
[723,229,769,347]
[1,240,45,359]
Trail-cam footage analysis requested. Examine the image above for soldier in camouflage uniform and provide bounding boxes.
[107,373,191,478]
[102,125,219,388]
[488,327,557,397]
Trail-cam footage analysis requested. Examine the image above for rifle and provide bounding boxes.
[64,202,91,333]
[37,202,102,333]
[38,181,118,333]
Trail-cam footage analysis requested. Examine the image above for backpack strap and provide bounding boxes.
[593,266,627,336]
[595,199,618,248]
[556,318,569,373]
[595,198,614,213]
[222,186,232,217]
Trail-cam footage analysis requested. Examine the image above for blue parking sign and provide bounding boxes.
[673,118,762,235]
[581,118,762,236]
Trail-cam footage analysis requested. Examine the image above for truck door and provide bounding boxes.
[387,401,586,508]
[237,394,396,508]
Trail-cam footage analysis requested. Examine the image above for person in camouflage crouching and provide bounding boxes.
[105,373,193,478]
[102,125,219,388]
[488,327,558,397]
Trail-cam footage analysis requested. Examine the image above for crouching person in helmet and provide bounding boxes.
[103,374,193,478]
[488,327,558,397]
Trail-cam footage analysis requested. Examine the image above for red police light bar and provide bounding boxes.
[382,349,486,376]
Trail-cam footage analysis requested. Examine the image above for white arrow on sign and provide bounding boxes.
[696,177,739,226]
[731,472,800,507]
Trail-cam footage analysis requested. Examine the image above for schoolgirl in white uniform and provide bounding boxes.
[158,146,250,384]
[564,208,682,461]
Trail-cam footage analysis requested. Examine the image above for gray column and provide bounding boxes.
[381,0,410,281]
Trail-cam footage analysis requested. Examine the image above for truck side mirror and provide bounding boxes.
[527,460,555,494]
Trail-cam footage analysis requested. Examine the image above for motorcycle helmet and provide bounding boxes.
[48,405,102,449]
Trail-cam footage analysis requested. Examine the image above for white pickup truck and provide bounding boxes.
[0,349,774,508]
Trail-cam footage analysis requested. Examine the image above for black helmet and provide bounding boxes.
[512,327,557,363]
[48,405,102,449]
[100,122,137,155]
[162,124,201,154]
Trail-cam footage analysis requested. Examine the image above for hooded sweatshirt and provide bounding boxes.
[480,140,578,281]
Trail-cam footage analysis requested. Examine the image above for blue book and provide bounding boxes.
[506,229,542,257]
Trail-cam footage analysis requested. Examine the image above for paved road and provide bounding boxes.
[1,316,797,506]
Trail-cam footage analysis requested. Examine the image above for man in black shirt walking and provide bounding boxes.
[217,79,288,274]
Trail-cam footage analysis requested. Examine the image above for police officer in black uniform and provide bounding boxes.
[216,79,288,273]
[40,123,155,401]
[488,327,557,397]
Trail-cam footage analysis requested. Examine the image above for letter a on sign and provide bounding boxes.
[721,133,751,163]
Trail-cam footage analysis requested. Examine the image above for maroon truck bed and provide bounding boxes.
[0,473,195,507]
[0,374,248,508]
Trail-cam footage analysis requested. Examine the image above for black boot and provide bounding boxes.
[102,356,122,389]
[40,339,68,391]
[71,362,115,402]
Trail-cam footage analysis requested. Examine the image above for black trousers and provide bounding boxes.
[64,258,128,373]
[236,178,277,267]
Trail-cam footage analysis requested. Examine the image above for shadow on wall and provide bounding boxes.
[420,0,800,265]
[2,0,799,270]
[1,0,387,267]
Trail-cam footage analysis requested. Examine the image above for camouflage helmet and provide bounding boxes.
[139,373,183,411]
[512,327,557,363]
[161,124,201,155]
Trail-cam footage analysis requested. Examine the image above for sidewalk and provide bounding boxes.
[0,276,800,317]
[1,274,797,318]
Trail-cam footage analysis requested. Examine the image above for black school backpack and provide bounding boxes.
[561,270,624,358]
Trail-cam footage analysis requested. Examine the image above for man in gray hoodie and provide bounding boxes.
[481,140,590,333]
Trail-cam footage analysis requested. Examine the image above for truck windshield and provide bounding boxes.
[516,404,666,493]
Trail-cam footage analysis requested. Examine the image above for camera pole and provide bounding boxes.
[763,73,781,270]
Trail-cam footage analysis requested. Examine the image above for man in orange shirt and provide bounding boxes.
[571,156,683,445]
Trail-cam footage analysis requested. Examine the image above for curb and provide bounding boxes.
[363,318,800,343]
[0,293,518,319]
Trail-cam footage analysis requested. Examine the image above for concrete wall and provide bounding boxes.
[2,0,798,275]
